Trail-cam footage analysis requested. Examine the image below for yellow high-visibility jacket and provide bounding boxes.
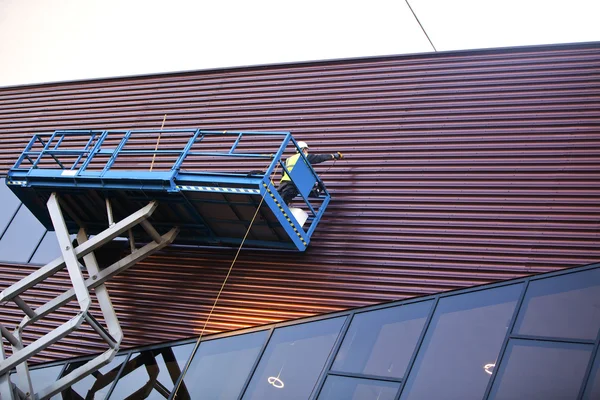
[280,153,333,183]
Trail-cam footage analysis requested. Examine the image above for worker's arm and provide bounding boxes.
[307,153,342,164]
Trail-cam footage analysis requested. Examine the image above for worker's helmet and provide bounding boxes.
[297,141,309,151]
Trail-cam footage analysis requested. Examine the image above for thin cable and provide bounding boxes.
[172,163,279,398]
[405,0,437,52]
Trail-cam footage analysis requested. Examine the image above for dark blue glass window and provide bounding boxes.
[0,205,46,263]
[583,348,600,400]
[29,231,62,264]
[14,365,64,400]
[514,268,600,340]
[0,178,21,236]
[332,300,432,379]
[109,343,194,398]
[180,330,268,399]
[400,284,522,400]
[488,340,592,400]
[318,375,400,400]
[242,317,346,400]
[61,354,128,399]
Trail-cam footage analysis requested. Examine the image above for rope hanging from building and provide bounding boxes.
[172,161,281,398]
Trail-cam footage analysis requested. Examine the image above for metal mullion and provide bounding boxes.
[527,261,600,283]
[26,229,49,264]
[327,370,403,383]
[577,325,600,399]
[310,314,353,400]
[0,203,21,241]
[481,280,530,400]
[237,327,276,400]
[510,334,596,346]
[394,297,439,400]
[105,350,134,399]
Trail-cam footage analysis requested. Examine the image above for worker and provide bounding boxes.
[277,141,343,205]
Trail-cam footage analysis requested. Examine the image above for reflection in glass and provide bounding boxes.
[29,231,62,264]
[0,178,21,236]
[583,348,600,400]
[332,300,432,379]
[178,330,268,399]
[242,317,346,400]
[108,344,194,399]
[26,365,64,400]
[0,205,46,263]
[318,375,399,400]
[488,340,592,400]
[400,284,522,400]
[514,268,600,340]
[61,354,127,399]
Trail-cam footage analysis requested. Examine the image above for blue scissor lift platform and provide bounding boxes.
[1,129,334,398]
[6,129,331,252]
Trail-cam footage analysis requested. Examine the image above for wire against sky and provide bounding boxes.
[405,0,437,52]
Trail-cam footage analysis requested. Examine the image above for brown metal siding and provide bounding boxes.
[1,42,600,362]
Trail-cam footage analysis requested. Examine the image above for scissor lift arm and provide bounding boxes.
[0,194,178,399]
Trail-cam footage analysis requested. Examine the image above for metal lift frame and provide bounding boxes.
[7,129,332,251]
[1,129,334,397]
[0,194,178,399]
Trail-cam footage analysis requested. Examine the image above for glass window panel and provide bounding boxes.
[514,268,600,340]
[29,231,62,264]
[180,330,268,399]
[108,343,194,399]
[11,365,63,400]
[583,348,600,400]
[332,300,432,379]
[400,284,523,400]
[61,354,128,399]
[318,375,400,400]
[489,340,592,400]
[242,316,346,400]
[0,205,46,263]
[0,178,21,235]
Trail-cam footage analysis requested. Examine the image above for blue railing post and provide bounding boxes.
[79,131,109,173]
[101,131,132,175]
[31,131,58,169]
[72,132,97,171]
[229,133,243,154]
[12,135,38,169]
[172,129,203,173]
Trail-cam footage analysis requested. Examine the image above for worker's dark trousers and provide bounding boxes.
[277,181,299,205]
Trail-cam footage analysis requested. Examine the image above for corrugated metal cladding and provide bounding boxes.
[1,42,600,363]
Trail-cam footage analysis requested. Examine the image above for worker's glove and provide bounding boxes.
[333,152,344,160]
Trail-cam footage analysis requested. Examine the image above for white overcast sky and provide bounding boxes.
[0,0,598,87]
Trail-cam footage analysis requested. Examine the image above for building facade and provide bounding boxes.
[19,262,600,399]
[0,41,599,397]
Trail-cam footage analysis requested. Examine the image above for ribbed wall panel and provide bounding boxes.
[1,43,599,363]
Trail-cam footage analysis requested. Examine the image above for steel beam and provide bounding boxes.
[0,201,158,303]
[47,193,91,314]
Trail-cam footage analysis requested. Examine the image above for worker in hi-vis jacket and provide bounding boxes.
[277,141,343,205]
